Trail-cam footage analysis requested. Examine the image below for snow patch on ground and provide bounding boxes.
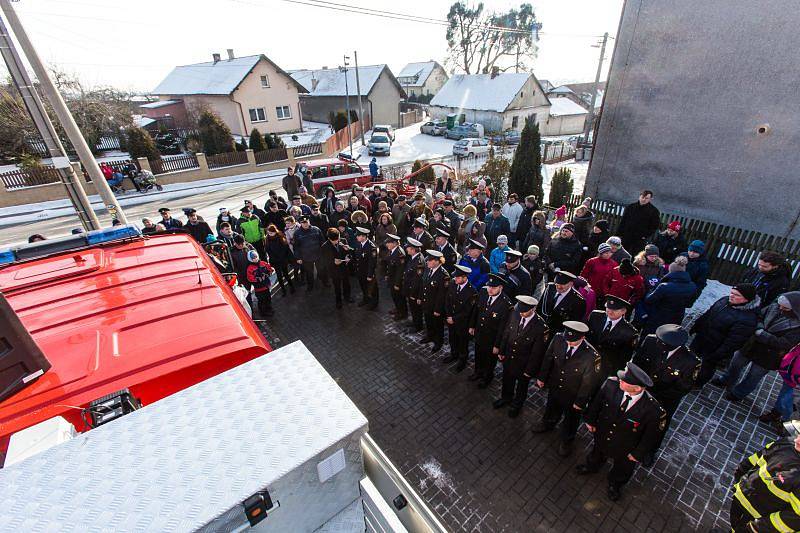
[542,159,589,201]
[352,121,458,165]
[279,121,335,147]
[683,280,731,328]
[419,458,456,494]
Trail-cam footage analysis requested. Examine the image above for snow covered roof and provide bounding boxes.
[429,73,532,112]
[139,99,180,109]
[549,97,588,117]
[289,65,401,97]
[549,85,574,94]
[133,116,156,128]
[397,61,439,86]
[152,54,304,96]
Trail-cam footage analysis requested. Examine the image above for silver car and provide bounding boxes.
[420,120,447,136]
[368,134,391,156]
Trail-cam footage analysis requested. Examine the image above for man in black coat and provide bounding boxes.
[442,200,461,244]
[385,234,407,319]
[741,250,792,308]
[402,238,425,333]
[434,229,459,274]
[578,363,666,501]
[653,221,687,264]
[632,324,699,465]
[587,296,639,377]
[499,249,532,298]
[264,201,288,232]
[294,216,325,292]
[469,274,513,388]
[158,207,183,230]
[493,295,549,417]
[282,166,301,200]
[617,190,660,255]
[419,250,450,353]
[537,271,586,332]
[183,208,214,243]
[353,227,379,309]
[533,321,601,457]
[545,224,583,275]
[514,195,538,249]
[411,217,434,251]
[442,264,477,371]
[320,228,353,309]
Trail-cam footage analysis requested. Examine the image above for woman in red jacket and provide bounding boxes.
[603,258,645,307]
[580,243,618,300]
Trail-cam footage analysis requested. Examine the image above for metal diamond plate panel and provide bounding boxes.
[0,341,368,533]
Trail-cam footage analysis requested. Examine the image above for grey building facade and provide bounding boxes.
[585,0,800,238]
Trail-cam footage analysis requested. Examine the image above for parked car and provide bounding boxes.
[445,123,484,140]
[372,125,395,142]
[420,120,447,136]
[296,156,373,195]
[452,138,490,157]
[368,134,391,156]
[488,130,521,145]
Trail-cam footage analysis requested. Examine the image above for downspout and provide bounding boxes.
[368,99,374,131]
[231,94,247,136]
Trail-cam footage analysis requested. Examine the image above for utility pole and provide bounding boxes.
[353,50,365,146]
[582,31,608,145]
[340,55,353,157]
[0,11,100,230]
[0,0,127,225]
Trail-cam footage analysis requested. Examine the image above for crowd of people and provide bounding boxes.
[32,169,800,520]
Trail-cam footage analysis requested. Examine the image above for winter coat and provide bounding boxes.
[618,201,661,253]
[216,214,241,234]
[458,254,490,289]
[576,285,597,320]
[328,209,350,230]
[611,246,631,265]
[239,216,264,245]
[293,225,324,262]
[457,217,477,251]
[469,197,492,221]
[545,234,583,274]
[742,263,792,308]
[434,177,452,195]
[392,204,412,236]
[462,222,487,256]
[263,209,288,232]
[369,160,379,178]
[643,271,697,333]
[515,206,537,244]
[580,256,618,298]
[265,237,293,267]
[230,243,254,286]
[571,212,594,245]
[302,173,314,195]
[183,220,214,243]
[653,232,687,264]
[635,254,667,293]
[246,261,274,292]
[282,173,301,199]
[483,214,511,250]
[779,344,800,389]
[489,245,509,274]
[501,202,524,233]
[320,195,337,215]
[743,297,800,370]
[680,251,709,305]
[521,215,551,255]
[690,296,759,363]
[603,266,646,307]
[522,255,546,290]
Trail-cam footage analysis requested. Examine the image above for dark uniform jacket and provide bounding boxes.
[420,266,449,314]
[412,230,434,251]
[498,311,549,378]
[320,240,350,276]
[689,295,759,360]
[445,281,477,328]
[353,240,378,278]
[584,377,666,460]
[470,291,513,348]
[438,242,459,274]
[386,247,406,288]
[402,253,425,299]
[732,440,800,532]
[538,335,601,409]
[537,284,586,332]
[633,335,700,405]
[587,310,639,375]
[499,263,533,298]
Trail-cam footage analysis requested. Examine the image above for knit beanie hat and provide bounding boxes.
[555,205,567,218]
[645,244,660,256]
[594,220,610,232]
[667,220,681,232]
[607,236,622,246]
[619,258,636,276]
[668,255,688,273]
[732,283,757,302]
[688,240,705,253]
[598,243,612,254]
[561,222,576,234]
[527,245,540,255]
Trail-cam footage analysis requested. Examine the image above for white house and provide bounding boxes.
[428,72,551,133]
[541,98,588,136]
[396,61,448,99]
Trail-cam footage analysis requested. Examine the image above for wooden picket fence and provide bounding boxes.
[254,147,288,165]
[206,150,248,170]
[557,194,800,288]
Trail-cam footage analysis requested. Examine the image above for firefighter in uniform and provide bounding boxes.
[353,227,379,310]
[402,237,425,333]
[499,249,533,298]
[537,271,586,332]
[730,422,800,533]
[385,233,407,320]
[469,273,513,388]
[411,217,434,251]
[434,229,459,274]
[493,295,549,418]
[419,249,450,353]
[533,321,601,457]
[632,324,700,466]
[442,264,477,372]
[587,296,639,377]
[578,362,666,501]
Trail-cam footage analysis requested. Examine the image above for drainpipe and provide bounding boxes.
[368,99,374,131]
[231,95,247,136]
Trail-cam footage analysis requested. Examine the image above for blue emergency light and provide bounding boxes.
[0,225,142,265]
[0,249,14,265]
[85,225,141,245]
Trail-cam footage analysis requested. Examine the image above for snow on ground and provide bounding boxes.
[683,280,731,328]
[279,121,335,147]
[542,159,589,201]
[352,122,458,165]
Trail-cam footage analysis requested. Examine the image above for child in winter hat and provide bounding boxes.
[688,240,705,254]
[668,255,689,273]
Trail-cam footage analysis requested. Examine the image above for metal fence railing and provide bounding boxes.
[293,143,323,158]
[0,167,62,190]
[254,147,288,165]
[206,151,248,170]
[149,154,199,175]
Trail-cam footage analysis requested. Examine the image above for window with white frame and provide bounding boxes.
[276,105,292,120]
[260,75,270,88]
[249,107,267,123]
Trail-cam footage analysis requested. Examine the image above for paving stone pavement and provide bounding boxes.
[258,282,784,532]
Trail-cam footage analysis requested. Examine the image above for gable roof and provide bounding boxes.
[289,64,405,98]
[152,54,305,96]
[564,81,606,96]
[549,85,574,95]
[429,73,534,113]
[549,97,589,117]
[397,61,441,87]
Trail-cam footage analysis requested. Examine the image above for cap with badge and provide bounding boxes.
[554,270,577,284]
[453,264,472,276]
[468,238,485,250]
[356,227,371,235]
[425,249,443,259]
[185,208,197,215]
[563,320,589,341]
[406,237,423,248]
[414,217,429,228]
[385,233,401,242]
[515,295,538,312]
[504,249,522,259]
[605,295,631,311]
[158,207,171,214]
[655,324,689,348]
[617,362,654,388]
[298,215,310,222]
[486,273,506,287]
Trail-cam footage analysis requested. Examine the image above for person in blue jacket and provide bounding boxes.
[369,158,379,181]
[680,240,709,305]
[641,256,697,335]
[458,239,490,289]
[489,235,510,273]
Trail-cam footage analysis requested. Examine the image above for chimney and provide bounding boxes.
[227,49,235,61]
[491,66,500,79]
[311,78,319,91]
[212,53,221,63]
